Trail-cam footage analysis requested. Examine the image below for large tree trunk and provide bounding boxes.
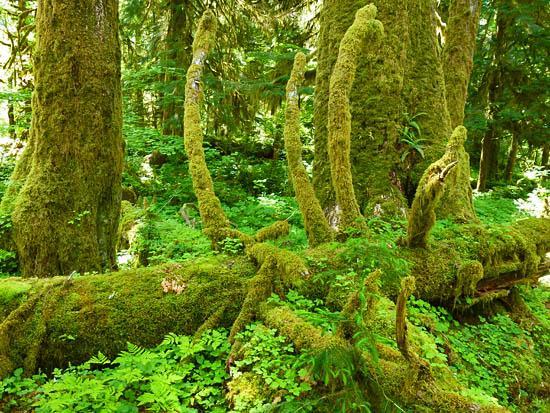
[313,0,452,218]
[476,2,508,192]
[443,0,481,129]
[161,0,192,136]
[504,132,519,183]
[9,0,124,277]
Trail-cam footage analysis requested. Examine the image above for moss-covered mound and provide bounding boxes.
[0,257,254,377]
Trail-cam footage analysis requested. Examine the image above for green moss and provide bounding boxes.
[0,257,252,377]
[246,243,309,287]
[226,372,267,411]
[327,4,383,232]
[254,220,290,243]
[183,11,231,242]
[403,218,550,305]
[117,200,145,250]
[454,260,484,305]
[436,126,478,222]
[260,304,350,353]
[443,0,481,128]
[284,52,333,246]
[407,155,457,248]
[229,256,277,341]
[10,0,123,277]
[396,276,415,361]
[0,278,31,320]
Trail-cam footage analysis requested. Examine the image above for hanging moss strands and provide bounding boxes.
[436,126,478,222]
[407,156,458,248]
[327,4,383,232]
[284,52,333,246]
[183,10,231,242]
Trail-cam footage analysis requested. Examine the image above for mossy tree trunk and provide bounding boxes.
[476,1,509,192]
[327,5,383,231]
[504,131,519,183]
[8,0,124,277]
[313,0,478,221]
[443,0,481,129]
[283,53,333,246]
[162,0,192,136]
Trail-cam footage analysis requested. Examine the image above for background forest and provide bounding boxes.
[0,0,548,412]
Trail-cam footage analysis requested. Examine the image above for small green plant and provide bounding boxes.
[219,237,244,255]
[0,249,18,276]
[407,294,548,410]
[0,330,232,412]
[67,210,92,226]
[229,323,312,411]
[399,112,427,162]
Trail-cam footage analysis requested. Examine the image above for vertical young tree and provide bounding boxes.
[8,0,123,277]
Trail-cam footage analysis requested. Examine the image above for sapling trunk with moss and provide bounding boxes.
[9,0,123,277]
[283,52,333,246]
[183,11,232,242]
[327,4,383,232]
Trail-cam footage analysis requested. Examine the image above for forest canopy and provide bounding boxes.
[0,0,548,412]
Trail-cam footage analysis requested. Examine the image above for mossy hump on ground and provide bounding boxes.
[0,257,253,377]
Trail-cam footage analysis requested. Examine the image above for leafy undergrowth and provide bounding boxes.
[2,285,548,412]
[0,327,311,413]
[408,285,550,412]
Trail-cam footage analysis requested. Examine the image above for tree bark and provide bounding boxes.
[541,142,549,168]
[162,0,192,136]
[476,2,508,192]
[313,0,452,217]
[443,0,481,129]
[504,132,519,183]
[9,0,124,277]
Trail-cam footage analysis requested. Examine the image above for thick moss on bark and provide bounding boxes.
[443,0,481,128]
[327,4,383,231]
[0,258,253,377]
[435,126,478,222]
[284,53,333,245]
[407,157,457,248]
[313,0,452,216]
[395,276,415,361]
[9,0,123,277]
[184,11,231,240]
[404,218,550,305]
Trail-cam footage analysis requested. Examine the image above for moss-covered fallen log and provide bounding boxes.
[0,218,548,380]
[406,217,550,307]
[0,258,254,377]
